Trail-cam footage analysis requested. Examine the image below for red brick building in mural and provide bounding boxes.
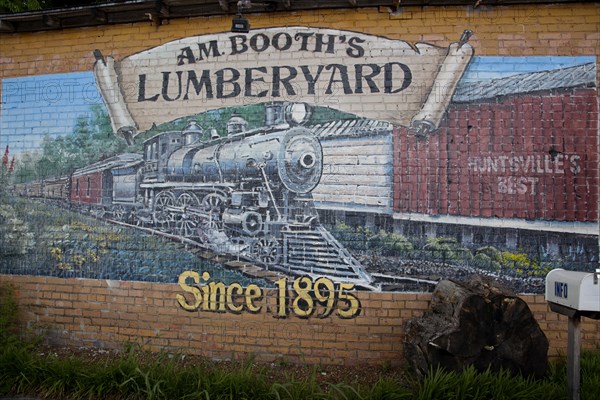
[395,64,598,222]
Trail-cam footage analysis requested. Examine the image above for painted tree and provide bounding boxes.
[24,106,128,180]
[12,152,40,184]
[0,144,34,256]
[88,104,128,159]
[0,146,12,198]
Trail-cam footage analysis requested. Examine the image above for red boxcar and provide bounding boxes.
[71,168,108,206]
[70,154,142,207]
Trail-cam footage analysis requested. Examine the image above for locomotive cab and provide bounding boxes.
[142,130,184,180]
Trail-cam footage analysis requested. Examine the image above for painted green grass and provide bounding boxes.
[0,197,268,286]
[329,223,595,279]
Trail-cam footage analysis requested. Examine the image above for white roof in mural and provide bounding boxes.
[309,119,393,139]
[453,62,596,103]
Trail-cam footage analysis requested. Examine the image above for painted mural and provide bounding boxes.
[1,27,597,299]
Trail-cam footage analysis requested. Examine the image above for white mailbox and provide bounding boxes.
[545,268,600,315]
[545,268,600,400]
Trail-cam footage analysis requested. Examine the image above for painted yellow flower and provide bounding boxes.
[57,262,72,270]
[49,247,63,261]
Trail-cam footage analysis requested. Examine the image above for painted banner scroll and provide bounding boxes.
[94,27,473,140]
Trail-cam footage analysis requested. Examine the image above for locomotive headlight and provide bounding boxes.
[278,127,323,194]
[299,152,316,169]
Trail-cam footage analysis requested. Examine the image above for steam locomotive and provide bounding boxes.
[16,103,374,288]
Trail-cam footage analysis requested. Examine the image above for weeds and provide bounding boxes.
[415,366,564,400]
[3,341,600,400]
[2,281,600,399]
[0,282,18,343]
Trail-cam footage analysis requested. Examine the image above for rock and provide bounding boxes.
[404,275,548,379]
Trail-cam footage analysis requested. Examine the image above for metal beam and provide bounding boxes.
[91,9,107,23]
[0,0,597,34]
[0,19,15,32]
[42,15,60,28]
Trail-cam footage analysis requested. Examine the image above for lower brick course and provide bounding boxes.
[2,274,598,366]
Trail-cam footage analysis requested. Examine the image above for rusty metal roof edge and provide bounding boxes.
[1,0,597,32]
[1,0,149,18]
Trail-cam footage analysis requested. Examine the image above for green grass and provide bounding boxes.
[3,343,600,400]
[2,336,600,399]
[0,330,600,400]
[2,281,600,400]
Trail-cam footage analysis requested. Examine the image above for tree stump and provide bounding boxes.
[404,276,548,378]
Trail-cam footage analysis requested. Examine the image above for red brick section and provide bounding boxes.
[2,274,598,366]
[393,88,599,221]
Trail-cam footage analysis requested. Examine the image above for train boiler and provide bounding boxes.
[139,104,373,287]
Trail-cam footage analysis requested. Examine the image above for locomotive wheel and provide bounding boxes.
[112,205,126,222]
[177,192,200,208]
[177,214,201,238]
[201,193,226,213]
[153,191,176,230]
[197,214,221,236]
[251,237,281,265]
[176,193,201,238]
[196,216,219,243]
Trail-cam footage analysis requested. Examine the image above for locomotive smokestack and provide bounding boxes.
[265,102,285,126]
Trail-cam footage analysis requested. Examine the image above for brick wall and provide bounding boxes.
[1,3,599,366]
[1,4,599,80]
[2,274,599,366]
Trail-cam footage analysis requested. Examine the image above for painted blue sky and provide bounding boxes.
[1,71,102,156]
[0,56,596,157]
[460,56,596,83]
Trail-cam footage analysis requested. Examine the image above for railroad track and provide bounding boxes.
[108,218,288,283]
[38,198,437,290]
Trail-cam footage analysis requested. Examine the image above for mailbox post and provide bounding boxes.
[545,269,600,400]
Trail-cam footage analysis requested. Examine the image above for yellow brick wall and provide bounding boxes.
[1,3,599,366]
[2,274,599,366]
[1,4,599,80]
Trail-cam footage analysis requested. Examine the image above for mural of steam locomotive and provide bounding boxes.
[14,103,374,288]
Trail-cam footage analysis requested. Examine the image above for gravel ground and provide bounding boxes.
[361,256,546,294]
